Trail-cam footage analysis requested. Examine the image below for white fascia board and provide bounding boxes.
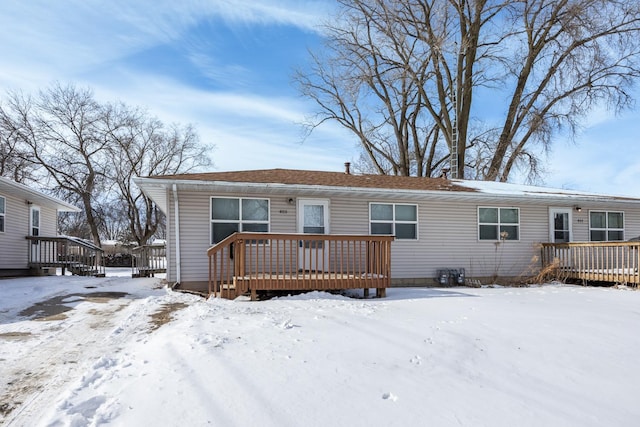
[133,177,169,213]
[0,177,80,212]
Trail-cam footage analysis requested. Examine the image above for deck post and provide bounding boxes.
[364,288,369,298]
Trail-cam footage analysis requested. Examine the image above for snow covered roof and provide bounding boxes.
[0,177,80,212]
[134,168,640,213]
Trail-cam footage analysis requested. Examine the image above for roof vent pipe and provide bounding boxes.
[344,162,351,175]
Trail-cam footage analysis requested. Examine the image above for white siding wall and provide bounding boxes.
[0,194,59,270]
[167,188,640,285]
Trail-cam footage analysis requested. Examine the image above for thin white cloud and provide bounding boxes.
[0,0,332,88]
[86,69,356,172]
[545,127,640,197]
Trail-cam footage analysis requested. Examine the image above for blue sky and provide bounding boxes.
[1,0,639,197]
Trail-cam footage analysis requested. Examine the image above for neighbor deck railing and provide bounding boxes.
[541,241,640,284]
[132,243,167,278]
[207,232,394,300]
[26,236,105,277]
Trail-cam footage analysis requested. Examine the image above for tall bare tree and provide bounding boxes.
[0,123,36,183]
[107,111,211,245]
[298,0,640,180]
[0,83,212,245]
[0,84,110,244]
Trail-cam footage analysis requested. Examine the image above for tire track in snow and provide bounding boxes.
[1,293,161,427]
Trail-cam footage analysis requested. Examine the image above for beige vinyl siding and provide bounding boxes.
[0,195,59,270]
[0,192,29,269]
[330,197,542,279]
[39,205,58,236]
[171,192,296,284]
[167,187,640,286]
[172,191,209,283]
[570,202,640,242]
[269,197,296,233]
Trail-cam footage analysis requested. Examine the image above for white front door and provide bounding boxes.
[297,199,329,271]
[549,208,572,243]
[30,206,41,262]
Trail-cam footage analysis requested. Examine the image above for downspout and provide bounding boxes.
[172,184,181,283]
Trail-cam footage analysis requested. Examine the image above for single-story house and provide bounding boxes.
[0,176,80,277]
[134,168,640,296]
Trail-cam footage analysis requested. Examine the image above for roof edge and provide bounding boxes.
[134,175,639,204]
[0,176,80,212]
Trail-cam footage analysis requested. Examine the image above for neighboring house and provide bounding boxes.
[0,176,80,277]
[134,168,640,295]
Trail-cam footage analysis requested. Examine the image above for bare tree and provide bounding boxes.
[0,83,212,246]
[0,124,36,183]
[0,84,110,244]
[298,0,640,180]
[107,110,212,245]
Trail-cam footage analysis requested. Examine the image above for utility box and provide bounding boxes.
[435,268,466,286]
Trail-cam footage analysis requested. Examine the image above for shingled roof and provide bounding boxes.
[151,168,473,193]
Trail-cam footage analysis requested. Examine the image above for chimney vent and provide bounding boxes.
[344,162,351,175]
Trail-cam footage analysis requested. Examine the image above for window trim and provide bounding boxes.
[210,196,270,244]
[477,206,520,241]
[0,195,5,233]
[589,210,624,242]
[369,202,418,240]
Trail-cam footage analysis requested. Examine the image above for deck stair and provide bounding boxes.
[132,243,167,278]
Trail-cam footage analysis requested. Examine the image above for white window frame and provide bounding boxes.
[0,195,5,233]
[589,210,624,242]
[478,206,520,241]
[210,197,270,244]
[369,202,418,240]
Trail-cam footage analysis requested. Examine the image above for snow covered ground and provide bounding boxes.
[1,274,640,427]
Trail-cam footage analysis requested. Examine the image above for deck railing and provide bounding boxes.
[132,243,167,278]
[207,232,394,299]
[541,241,640,284]
[26,236,105,277]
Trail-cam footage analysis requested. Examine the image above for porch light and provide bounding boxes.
[575,206,582,212]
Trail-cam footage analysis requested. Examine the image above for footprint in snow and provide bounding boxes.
[280,319,298,329]
[382,392,398,401]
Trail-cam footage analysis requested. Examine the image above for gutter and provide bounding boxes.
[172,184,181,283]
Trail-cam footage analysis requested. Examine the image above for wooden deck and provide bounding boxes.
[26,236,105,277]
[541,241,640,285]
[207,233,393,300]
[132,243,167,278]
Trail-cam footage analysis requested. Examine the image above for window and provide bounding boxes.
[478,207,519,241]
[211,197,269,244]
[590,211,624,241]
[370,203,417,239]
[0,196,5,232]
